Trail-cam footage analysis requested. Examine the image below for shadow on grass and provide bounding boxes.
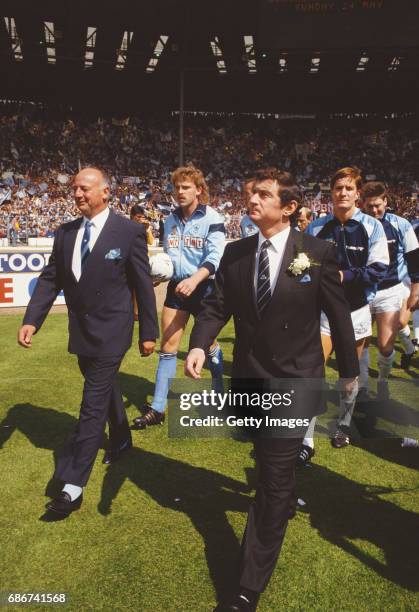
[350,438,419,471]
[298,463,419,591]
[2,404,418,595]
[118,373,156,412]
[0,403,76,453]
[354,397,419,429]
[352,392,419,449]
[0,402,250,602]
[98,446,252,602]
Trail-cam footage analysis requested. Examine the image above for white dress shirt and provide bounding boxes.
[191,226,292,358]
[72,207,110,281]
[254,226,291,295]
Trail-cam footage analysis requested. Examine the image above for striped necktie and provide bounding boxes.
[257,239,271,313]
[80,220,93,271]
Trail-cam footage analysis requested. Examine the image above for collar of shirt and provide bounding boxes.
[332,206,362,226]
[257,225,291,254]
[173,203,206,224]
[82,206,109,231]
[255,226,291,294]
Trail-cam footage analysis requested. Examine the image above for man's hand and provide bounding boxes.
[407,291,419,312]
[175,277,199,297]
[18,324,36,348]
[338,377,358,396]
[339,271,344,283]
[139,340,156,357]
[185,348,206,379]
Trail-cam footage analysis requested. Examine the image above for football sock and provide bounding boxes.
[401,438,419,448]
[398,325,414,355]
[151,352,177,413]
[207,343,224,395]
[377,349,395,381]
[62,484,82,501]
[358,347,369,390]
[413,311,419,342]
[303,417,316,449]
[338,378,359,429]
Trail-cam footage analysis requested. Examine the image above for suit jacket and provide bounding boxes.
[23,210,159,357]
[190,228,359,382]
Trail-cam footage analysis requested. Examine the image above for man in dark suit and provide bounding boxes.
[18,167,158,516]
[185,168,359,611]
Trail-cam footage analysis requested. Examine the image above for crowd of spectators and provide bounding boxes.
[0,108,418,242]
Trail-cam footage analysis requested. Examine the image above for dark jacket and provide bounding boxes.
[190,229,359,400]
[23,210,159,357]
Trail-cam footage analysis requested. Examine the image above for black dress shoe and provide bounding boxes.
[215,589,259,612]
[102,438,132,464]
[132,405,165,430]
[46,491,83,515]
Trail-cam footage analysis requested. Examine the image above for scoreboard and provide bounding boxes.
[259,0,419,49]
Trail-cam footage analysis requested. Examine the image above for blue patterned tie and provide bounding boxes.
[257,239,271,313]
[80,221,93,271]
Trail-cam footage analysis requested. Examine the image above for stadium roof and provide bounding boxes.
[1,0,419,114]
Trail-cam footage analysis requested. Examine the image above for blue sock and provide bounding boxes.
[207,344,224,395]
[151,352,177,413]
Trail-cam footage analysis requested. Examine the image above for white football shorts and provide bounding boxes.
[370,283,403,314]
[400,279,411,302]
[320,304,372,341]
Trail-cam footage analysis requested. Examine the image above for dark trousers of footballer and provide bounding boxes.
[53,355,131,486]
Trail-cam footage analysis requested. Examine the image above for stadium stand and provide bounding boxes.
[1,110,418,243]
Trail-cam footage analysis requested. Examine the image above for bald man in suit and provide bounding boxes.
[18,167,159,516]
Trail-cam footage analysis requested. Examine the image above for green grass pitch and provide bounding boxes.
[1,313,418,611]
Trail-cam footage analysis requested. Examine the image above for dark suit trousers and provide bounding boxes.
[239,437,302,593]
[54,355,130,487]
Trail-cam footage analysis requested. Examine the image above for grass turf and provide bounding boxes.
[1,313,419,611]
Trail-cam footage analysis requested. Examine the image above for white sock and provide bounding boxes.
[399,325,414,355]
[62,484,82,501]
[358,347,369,390]
[413,311,419,342]
[377,349,395,381]
[338,379,359,429]
[303,417,316,449]
[401,438,419,448]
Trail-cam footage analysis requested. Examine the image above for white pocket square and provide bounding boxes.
[105,248,122,260]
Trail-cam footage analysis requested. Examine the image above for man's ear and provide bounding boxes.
[282,200,298,217]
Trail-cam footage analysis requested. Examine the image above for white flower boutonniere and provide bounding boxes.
[288,252,313,276]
